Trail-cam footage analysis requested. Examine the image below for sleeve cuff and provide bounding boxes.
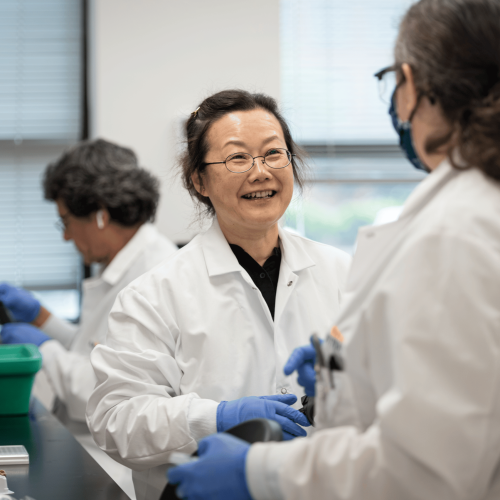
[246,441,291,500]
[40,314,78,349]
[186,397,219,442]
[39,339,67,369]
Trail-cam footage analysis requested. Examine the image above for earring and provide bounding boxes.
[96,210,105,229]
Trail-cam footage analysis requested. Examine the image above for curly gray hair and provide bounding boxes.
[43,138,160,226]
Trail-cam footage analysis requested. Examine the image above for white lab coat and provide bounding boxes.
[36,223,178,422]
[247,159,500,500]
[86,219,351,474]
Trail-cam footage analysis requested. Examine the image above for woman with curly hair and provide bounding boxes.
[0,138,178,422]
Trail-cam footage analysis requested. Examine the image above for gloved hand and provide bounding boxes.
[1,323,50,347]
[0,283,40,323]
[217,394,309,440]
[284,339,317,397]
[167,433,251,500]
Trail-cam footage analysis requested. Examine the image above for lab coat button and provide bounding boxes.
[287,281,293,286]
[280,387,288,394]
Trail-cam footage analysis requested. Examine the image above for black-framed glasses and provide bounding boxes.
[375,64,436,107]
[374,64,398,81]
[204,148,295,174]
[374,64,401,104]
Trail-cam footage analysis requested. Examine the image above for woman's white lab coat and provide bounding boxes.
[35,224,177,422]
[246,160,500,500]
[86,220,351,472]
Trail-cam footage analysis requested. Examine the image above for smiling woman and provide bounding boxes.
[86,89,351,498]
[181,90,308,265]
[181,90,307,215]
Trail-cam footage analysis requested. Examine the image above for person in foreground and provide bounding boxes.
[166,1,500,498]
[0,139,177,421]
[86,90,351,493]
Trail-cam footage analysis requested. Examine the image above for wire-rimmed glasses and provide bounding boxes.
[54,220,66,232]
[204,148,295,173]
[54,213,70,232]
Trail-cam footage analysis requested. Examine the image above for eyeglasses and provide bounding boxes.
[375,64,436,107]
[204,148,295,174]
[54,213,70,232]
[374,65,400,104]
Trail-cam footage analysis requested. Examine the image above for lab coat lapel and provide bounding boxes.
[201,219,277,327]
[274,259,298,327]
[202,220,318,327]
[241,270,275,328]
[274,227,316,326]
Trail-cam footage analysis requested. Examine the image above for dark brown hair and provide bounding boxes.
[395,0,500,181]
[44,138,160,226]
[179,89,308,217]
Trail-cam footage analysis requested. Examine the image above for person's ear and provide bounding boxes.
[191,171,207,197]
[397,63,418,122]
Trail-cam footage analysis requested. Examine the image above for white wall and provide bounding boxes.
[90,0,281,243]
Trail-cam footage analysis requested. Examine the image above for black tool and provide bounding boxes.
[160,418,283,500]
[0,301,14,325]
[298,334,324,426]
[299,395,315,425]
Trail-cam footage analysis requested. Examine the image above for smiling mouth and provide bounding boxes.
[242,190,277,200]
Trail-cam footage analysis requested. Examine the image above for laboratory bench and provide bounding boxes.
[0,398,129,500]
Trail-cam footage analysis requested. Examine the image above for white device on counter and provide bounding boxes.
[0,446,29,465]
[0,472,13,495]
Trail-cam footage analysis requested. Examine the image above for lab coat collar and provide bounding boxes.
[101,223,161,286]
[346,159,458,293]
[278,225,316,273]
[201,218,316,278]
[398,158,456,221]
[201,219,246,277]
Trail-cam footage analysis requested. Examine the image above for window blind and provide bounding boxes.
[0,0,83,141]
[281,0,414,145]
[0,0,83,289]
[0,144,82,289]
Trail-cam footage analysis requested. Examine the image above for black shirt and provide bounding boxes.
[229,244,282,320]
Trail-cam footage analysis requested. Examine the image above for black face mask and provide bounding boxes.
[389,88,429,173]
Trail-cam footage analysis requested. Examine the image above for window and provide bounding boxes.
[0,0,85,320]
[281,0,425,253]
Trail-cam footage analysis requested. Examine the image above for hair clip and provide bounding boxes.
[191,106,201,118]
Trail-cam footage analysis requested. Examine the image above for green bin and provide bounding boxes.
[0,344,42,416]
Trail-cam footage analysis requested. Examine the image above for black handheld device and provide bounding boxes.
[160,419,283,500]
[0,301,14,325]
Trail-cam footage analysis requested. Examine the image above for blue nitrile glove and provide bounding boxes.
[284,339,317,397]
[217,394,309,441]
[1,323,50,347]
[0,283,41,323]
[168,433,251,500]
